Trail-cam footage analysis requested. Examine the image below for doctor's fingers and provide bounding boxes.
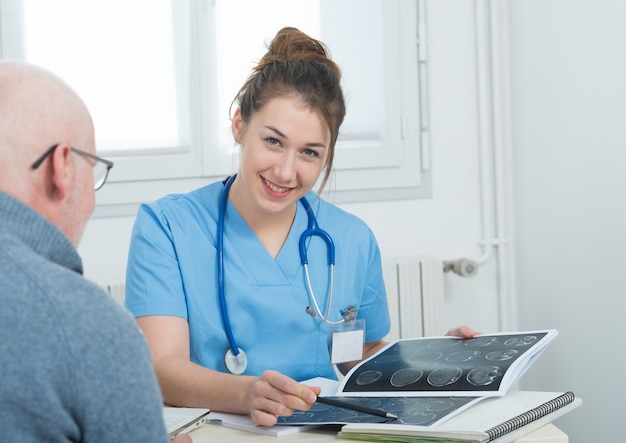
[249,371,317,419]
[259,370,318,404]
[249,401,284,426]
[249,395,298,426]
[248,377,297,426]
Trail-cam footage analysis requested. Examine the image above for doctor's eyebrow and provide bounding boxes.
[264,125,328,149]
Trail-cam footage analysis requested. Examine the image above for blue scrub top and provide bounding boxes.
[125,180,390,381]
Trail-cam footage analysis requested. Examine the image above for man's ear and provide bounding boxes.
[231,108,244,144]
[50,143,74,200]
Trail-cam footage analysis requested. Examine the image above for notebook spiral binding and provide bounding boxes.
[486,391,576,441]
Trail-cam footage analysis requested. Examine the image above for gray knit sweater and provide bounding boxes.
[0,191,169,442]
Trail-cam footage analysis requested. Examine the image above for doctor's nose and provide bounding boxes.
[274,153,297,182]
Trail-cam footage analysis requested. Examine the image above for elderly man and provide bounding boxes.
[0,61,190,442]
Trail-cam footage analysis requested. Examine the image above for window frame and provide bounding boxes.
[0,0,431,218]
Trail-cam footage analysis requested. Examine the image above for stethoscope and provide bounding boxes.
[217,174,353,374]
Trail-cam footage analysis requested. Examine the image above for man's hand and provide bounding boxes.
[171,433,193,442]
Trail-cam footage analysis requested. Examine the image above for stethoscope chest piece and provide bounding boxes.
[225,347,248,375]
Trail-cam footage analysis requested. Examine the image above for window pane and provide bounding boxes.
[22,0,183,153]
[215,0,321,151]
[320,0,385,141]
[215,0,385,150]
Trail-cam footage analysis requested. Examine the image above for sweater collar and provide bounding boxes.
[0,191,83,274]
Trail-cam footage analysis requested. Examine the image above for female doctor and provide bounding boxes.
[124,27,476,426]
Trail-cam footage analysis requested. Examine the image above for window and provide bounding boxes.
[22,0,182,153]
[0,0,430,216]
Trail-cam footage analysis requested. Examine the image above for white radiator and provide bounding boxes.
[382,256,445,341]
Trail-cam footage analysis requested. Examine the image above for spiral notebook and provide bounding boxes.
[338,390,581,443]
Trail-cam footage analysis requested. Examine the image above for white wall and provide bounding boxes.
[508,1,626,441]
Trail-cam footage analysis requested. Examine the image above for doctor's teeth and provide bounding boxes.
[265,179,288,193]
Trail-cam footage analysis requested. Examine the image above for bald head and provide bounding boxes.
[0,61,97,246]
[0,61,95,187]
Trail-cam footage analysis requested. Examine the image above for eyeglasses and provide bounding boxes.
[31,144,114,191]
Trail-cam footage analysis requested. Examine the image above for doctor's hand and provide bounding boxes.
[446,325,480,338]
[248,370,320,426]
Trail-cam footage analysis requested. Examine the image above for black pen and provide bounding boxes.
[316,397,398,420]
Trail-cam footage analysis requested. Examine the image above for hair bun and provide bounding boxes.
[263,27,334,70]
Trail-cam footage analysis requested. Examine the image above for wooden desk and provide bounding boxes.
[187,422,568,442]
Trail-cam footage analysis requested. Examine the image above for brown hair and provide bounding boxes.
[232,27,346,193]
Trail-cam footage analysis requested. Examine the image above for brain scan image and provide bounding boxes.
[408,350,443,363]
[308,402,334,412]
[351,397,384,409]
[301,408,360,422]
[425,399,455,412]
[397,411,437,425]
[374,354,403,364]
[486,349,519,361]
[445,350,481,362]
[355,370,383,386]
[467,366,503,386]
[427,367,463,387]
[504,335,538,346]
[426,338,460,350]
[390,368,424,387]
[464,336,500,347]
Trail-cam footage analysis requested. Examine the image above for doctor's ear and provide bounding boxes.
[231,108,245,144]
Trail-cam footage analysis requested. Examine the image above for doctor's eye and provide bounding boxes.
[303,148,320,159]
[265,137,281,147]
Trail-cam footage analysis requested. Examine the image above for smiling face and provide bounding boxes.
[230,95,330,221]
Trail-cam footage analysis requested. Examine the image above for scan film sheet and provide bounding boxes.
[336,330,558,398]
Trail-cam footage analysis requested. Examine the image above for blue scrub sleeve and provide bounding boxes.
[124,202,189,319]
[359,230,392,343]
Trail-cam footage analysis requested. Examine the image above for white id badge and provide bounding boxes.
[330,319,365,364]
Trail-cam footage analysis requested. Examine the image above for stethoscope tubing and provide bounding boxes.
[299,196,341,323]
[298,197,335,266]
[218,175,240,357]
[217,174,342,373]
